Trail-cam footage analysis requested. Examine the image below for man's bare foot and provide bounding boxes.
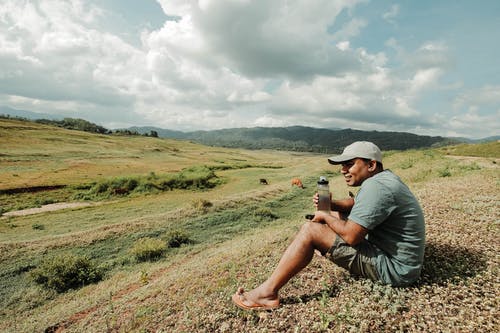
[231,287,279,310]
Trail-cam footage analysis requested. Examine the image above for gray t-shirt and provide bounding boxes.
[348,170,425,286]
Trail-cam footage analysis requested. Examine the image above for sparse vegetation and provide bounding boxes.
[166,230,193,248]
[191,198,213,213]
[439,141,500,158]
[253,207,279,220]
[438,166,452,177]
[31,223,45,230]
[130,238,167,262]
[73,166,220,200]
[29,254,103,293]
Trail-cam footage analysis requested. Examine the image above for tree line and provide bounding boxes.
[0,115,158,137]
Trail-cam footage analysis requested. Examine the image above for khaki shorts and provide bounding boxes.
[326,235,380,282]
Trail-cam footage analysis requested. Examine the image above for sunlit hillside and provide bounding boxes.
[0,118,498,332]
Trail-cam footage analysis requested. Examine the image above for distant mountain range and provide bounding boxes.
[2,106,498,153]
[0,106,62,121]
[127,125,458,153]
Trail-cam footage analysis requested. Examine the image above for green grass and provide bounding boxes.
[439,141,500,158]
[0,180,312,317]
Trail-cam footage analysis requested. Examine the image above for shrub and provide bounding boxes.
[191,199,213,213]
[462,162,481,171]
[73,166,221,200]
[178,166,218,189]
[134,181,158,193]
[399,159,414,170]
[130,237,167,262]
[253,207,278,220]
[166,230,192,248]
[124,178,139,192]
[92,181,109,194]
[34,198,55,206]
[30,253,103,293]
[32,223,45,230]
[438,167,452,177]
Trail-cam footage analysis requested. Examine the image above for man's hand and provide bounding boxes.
[312,192,319,209]
[310,211,368,246]
[313,192,332,210]
[310,210,329,223]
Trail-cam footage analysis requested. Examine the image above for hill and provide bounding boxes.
[0,106,62,121]
[129,125,454,153]
[0,118,499,332]
[3,107,498,152]
[0,108,490,152]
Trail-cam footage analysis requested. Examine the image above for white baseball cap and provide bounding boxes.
[328,141,382,164]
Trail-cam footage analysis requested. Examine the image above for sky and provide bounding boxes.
[0,0,499,139]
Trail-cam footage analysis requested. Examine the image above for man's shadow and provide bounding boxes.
[281,241,488,305]
[416,241,487,286]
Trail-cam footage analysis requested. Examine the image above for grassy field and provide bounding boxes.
[0,118,498,332]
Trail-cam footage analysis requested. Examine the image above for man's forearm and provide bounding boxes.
[323,215,346,234]
[322,213,366,246]
[323,215,354,244]
[331,197,354,213]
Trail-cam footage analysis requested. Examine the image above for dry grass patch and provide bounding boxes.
[12,169,497,333]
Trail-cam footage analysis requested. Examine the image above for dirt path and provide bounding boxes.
[1,202,95,218]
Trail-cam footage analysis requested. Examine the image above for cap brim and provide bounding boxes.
[327,155,357,165]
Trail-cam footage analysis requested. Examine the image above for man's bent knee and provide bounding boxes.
[299,222,337,255]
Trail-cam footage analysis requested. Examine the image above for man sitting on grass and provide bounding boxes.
[232,141,426,310]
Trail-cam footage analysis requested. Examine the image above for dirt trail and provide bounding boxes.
[1,202,94,218]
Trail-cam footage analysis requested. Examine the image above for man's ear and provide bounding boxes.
[368,160,377,171]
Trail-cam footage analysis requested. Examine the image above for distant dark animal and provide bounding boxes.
[259,178,268,185]
[113,188,129,195]
[291,178,303,188]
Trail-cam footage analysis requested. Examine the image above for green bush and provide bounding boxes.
[92,181,109,194]
[399,159,414,170]
[30,254,103,293]
[130,237,167,262]
[177,166,218,189]
[166,230,192,248]
[462,162,481,171]
[74,166,220,200]
[253,207,278,220]
[438,167,452,177]
[34,198,55,206]
[32,223,45,230]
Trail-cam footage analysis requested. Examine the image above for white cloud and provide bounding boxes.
[0,0,142,109]
[446,110,500,138]
[382,4,399,23]
[454,85,500,107]
[254,115,289,127]
[332,18,367,41]
[410,67,443,94]
[336,41,351,51]
[0,0,497,139]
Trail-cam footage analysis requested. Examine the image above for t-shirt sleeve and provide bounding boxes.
[348,178,396,230]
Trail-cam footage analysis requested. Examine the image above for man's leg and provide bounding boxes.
[233,221,337,309]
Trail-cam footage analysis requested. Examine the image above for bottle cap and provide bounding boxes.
[318,176,328,185]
